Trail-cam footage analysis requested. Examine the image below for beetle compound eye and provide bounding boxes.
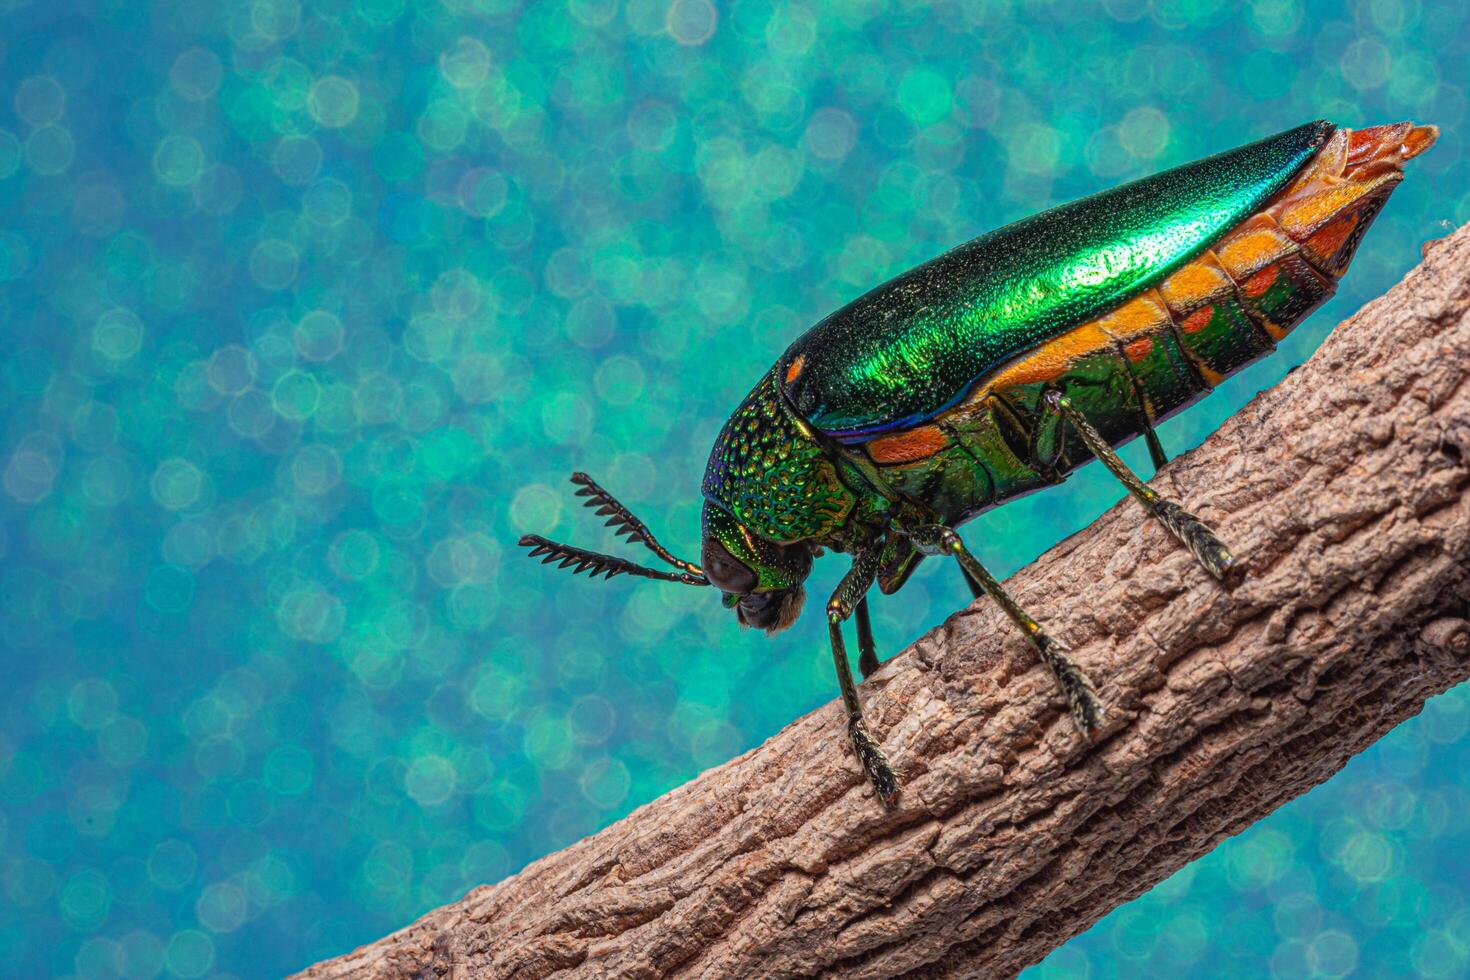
[701,536,758,594]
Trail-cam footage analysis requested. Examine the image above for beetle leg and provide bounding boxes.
[904,524,1104,736]
[959,565,984,600]
[1044,391,1238,584]
[1114,339,1171,473]
[828,549,899,806]
[1139,414,1169,473]
[855,596,881,679]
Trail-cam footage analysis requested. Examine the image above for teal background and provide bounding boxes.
[0,0,1466,976]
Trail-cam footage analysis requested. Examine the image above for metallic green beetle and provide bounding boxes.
[521,119,1436,806]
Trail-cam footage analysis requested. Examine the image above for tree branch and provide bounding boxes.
[296,223,1470,979]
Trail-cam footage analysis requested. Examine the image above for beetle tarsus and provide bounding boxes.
[1034,632,1106,735]
[1153,500,1240,585]
[1044,391,1241,586]
[903,523,1105,738]
[849,716,900,807]
[828,551,900,803]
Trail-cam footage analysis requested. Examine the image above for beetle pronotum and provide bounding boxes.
[521,119,1437,806]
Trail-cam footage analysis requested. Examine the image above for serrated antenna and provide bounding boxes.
[517,473,709,588]
[569,471,704,576]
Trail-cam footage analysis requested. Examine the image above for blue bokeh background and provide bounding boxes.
[1,0,1467,976]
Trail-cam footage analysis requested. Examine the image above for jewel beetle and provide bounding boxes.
[521,119,1437,807]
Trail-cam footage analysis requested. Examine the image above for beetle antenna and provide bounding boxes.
[567,472,705,576]
[518,535,709,586]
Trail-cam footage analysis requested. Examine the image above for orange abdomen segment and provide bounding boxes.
[1148,122,1434,385]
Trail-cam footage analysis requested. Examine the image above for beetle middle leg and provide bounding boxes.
[1137,410,1169,473]
[1115,340,1170,473]
[1043,390,1239,583]
[827,549,900,806]
[904,524,1104,736]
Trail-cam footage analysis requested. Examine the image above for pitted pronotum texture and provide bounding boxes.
[296,223,1470,979]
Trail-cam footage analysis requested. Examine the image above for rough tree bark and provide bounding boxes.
[297,222,1470,979]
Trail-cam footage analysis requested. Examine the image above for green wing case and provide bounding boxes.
[777,120,1333,439]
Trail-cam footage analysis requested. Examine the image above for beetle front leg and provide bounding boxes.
[1043,390,1238,584]
[905,524,1104,736]
[855,597,881,678]
[828,550,899,806]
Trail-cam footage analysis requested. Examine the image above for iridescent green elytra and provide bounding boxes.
[522,119,1437,807]
[778,121,1330,437]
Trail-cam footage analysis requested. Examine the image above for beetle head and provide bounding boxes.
[518,474,813,636]
[701,500,812,634]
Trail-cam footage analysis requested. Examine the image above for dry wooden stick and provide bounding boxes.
[296,222,1470,979]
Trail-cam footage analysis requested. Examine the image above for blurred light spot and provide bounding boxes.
[60,869,111,929]
[14,75,66,126]
[1306,929,1358,978]
[404,755,457,805]
[898,68,952,127]
[307,76,359,128]
[67,678,118,730]
[170,47,224,101]
[1118,107,1170,160]
[263,746,314,795]
[154,135,204,187]
[666,0,717,45]
[150,458,205,511]
[92,307,145,362]
[145,563,196,613]
[438,37,491,88]
[805,107,857,161]
[164,930,215,978]
[25,124,74,175]
[3,446,57,504]
[579,758,630,808]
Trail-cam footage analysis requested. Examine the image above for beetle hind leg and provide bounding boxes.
[906,524,1104,736]
[1044,391,1239,584]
